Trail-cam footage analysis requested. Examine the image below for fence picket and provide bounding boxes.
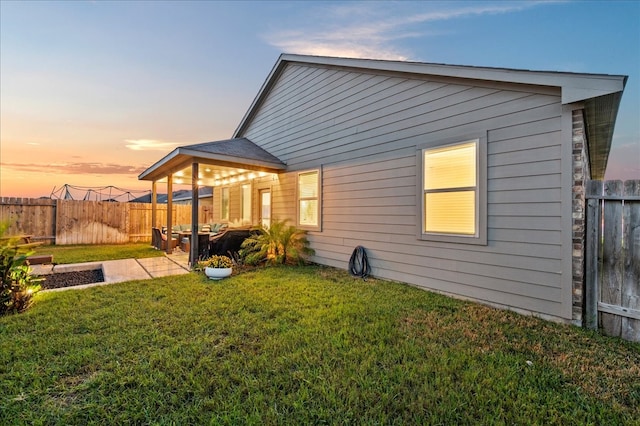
[1,198,197,245]
[587,180,640,342]
[601,181,624,336]
[622,181,640,340]
[0,198,56,243]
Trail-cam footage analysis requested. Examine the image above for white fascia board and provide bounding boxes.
[560,78,626,104]
[138,148,181,181]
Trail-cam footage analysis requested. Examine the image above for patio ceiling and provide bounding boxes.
[163,164,275,187]
[138,137,287,184]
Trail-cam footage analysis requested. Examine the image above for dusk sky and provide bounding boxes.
[1,0,638,199]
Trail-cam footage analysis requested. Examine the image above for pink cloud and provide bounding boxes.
[0,162,146,175]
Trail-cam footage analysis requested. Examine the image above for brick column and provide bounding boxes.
[571,109,590,325]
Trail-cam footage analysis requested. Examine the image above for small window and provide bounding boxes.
[241,184,251,224]
[297,169,321,230]
[420,136,486,245]
[259,189,271,229]
[221,187,229,221]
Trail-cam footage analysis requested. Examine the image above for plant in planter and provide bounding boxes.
[239,219,315,266]
[196,255,233,280]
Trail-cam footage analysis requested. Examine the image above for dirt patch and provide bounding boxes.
[40,269,105,289]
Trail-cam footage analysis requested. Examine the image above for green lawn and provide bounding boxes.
[1,266,638,424]
[32,242,165,264]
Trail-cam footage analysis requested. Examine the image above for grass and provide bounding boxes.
[1,265,638,425]
[32,243,165,264]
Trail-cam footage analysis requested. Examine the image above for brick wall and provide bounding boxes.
[571,109,590,325]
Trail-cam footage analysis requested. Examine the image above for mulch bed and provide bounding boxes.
[39,269,105,290]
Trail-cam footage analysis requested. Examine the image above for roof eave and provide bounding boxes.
[233,54,289,138]
[179,147,287,172]
[138,148,181,181]
[584,91,624,180]
[138,147,287,182]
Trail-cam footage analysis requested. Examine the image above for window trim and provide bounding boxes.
[418,133,487,245]
[296,168,322,231]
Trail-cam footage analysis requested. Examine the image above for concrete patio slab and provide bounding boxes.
[35,253,192,292]
[102,258,152,283]
[136,256,190,278]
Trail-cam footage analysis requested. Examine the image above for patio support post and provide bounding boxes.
[166,174,173,255]
[151,181,157,230]
[190,162,199,266]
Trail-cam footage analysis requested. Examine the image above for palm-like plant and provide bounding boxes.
[240,220,315,265]
[0,222,42,315]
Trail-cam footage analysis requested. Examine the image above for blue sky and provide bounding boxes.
[1,0,638,197]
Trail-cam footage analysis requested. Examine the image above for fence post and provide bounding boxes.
[584,180,601,330]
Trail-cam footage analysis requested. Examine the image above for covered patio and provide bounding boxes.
[138,138,286,266]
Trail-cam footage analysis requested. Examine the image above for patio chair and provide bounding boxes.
[152,227,178,251]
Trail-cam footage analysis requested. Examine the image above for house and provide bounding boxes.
[139,54,626,325]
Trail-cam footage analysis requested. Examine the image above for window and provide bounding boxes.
[241,184,251,224]
[221,187,229,221]
[420,136,486,245]
[297,169,321,230]
[260,189,271,229]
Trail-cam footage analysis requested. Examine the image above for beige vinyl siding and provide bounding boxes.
[241,63,568,319]
[270,173,297,223]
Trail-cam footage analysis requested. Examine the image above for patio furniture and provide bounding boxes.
[152,227,178,251]
[208,227,257,258]
[178,231,210,257]
[1,234,44,249]
[0,234,51,265]
[26,254,54,265]
[180,237,190,254]
[170,223,229,238]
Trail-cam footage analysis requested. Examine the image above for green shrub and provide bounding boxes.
[0,222,42,315]
[240,219,315,266]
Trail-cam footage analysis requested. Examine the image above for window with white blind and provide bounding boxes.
[297,169,321,230]
[221,187,229,221]
[420,135,486,245]
[241,184,251,224]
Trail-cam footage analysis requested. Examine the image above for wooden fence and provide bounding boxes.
[585,180,640,342]
[0,198,56,242]
[0,198,198,245]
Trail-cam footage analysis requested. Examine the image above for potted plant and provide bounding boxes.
[198,255,233,280]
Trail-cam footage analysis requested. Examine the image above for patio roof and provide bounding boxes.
[138,137,287,183]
